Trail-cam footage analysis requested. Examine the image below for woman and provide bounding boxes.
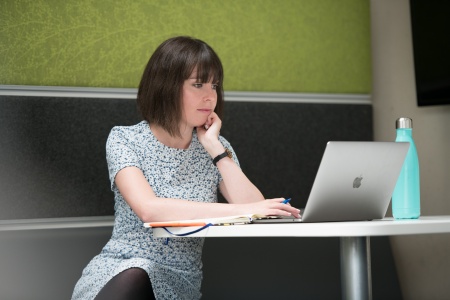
[72,36,300,300]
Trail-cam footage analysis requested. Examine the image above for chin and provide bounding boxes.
[195,120,208,128]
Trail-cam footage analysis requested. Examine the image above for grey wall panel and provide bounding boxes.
[0,96,140,220]
[220,102,373,208]
[0,95,401,299]
[201,236,401,300]
[0,96,371,220]
[0,229,401,300]
[0,227,112,300]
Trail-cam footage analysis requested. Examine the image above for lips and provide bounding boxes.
[197,109,212,113]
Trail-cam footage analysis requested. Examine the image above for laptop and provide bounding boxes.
[253,141,410,223]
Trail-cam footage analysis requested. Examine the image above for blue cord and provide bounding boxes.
[162,223,213,236]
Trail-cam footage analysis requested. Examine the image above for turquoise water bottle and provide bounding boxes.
[392,117,420,219]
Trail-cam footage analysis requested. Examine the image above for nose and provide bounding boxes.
[203,84,217,101]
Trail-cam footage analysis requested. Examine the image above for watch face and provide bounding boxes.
[226,148,232,159]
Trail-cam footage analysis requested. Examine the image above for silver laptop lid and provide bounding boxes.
[301,141,409,222]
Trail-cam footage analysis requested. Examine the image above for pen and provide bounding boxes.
[282,198,291,204]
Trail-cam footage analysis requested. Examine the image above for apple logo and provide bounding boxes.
[353,175,363,188]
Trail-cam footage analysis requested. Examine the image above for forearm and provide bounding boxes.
[216,157,264,204]
[138,197,249,223]
[117,166,298,223]
[115,166,250,222]
[140,195,300,223]
[198,127,264,204]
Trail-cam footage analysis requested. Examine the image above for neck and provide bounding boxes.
[150,123,193,149]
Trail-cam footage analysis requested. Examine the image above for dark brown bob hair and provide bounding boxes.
[137,36,224,137]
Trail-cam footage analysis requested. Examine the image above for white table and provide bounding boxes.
[152,216,450,300]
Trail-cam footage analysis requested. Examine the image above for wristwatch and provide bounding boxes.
[213,148,232,166]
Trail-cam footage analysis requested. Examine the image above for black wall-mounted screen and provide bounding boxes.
[410,0,450,106]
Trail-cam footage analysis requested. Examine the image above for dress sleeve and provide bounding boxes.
[106,127,142,190]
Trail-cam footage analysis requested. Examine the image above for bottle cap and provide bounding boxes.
[396,117,413,129]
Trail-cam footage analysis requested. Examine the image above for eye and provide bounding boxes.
[212,84,219,90]
[193,83,203,88]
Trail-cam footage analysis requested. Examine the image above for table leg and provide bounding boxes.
[340,237,372,300]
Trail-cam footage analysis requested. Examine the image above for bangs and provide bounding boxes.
[196,60,223,84]
[186,45,223,84]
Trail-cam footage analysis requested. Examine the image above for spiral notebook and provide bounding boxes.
[143,214,266,228]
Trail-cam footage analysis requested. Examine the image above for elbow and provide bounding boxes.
[131,202,156,223]
[137,209,157,223]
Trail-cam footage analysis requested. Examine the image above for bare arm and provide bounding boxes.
[215,155,264,204]
[113,112,299,223]
[196,112,264,204]
[115,166,300,222]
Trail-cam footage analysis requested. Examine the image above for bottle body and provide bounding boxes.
[392,128,420,219]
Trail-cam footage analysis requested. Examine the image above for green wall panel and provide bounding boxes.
[0,0,371,93]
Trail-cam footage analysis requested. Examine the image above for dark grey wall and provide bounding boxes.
[0,227,112,300]
[220,102,373,209]
[0,96,372,219]
[0,95,402,299]
[0,96,139,220]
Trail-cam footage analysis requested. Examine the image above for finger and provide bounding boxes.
[206,113,215,125]
[277,210,292,217]
[274,208,301,218]
[208,112,222,126]
[276,202,301,218]
[208,111,218,119]
[266,198,285,203]
[197,125,206,133]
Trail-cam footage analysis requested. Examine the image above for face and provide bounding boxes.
[180,70,218,129]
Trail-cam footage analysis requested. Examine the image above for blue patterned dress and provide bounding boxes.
[71,121,238,300]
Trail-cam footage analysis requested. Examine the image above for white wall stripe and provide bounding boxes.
[0,216,114,231]
[0,85,371,105]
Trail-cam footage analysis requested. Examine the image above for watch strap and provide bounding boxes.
[213,149,232,166]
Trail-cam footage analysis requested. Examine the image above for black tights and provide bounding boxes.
[95,267,156,300]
